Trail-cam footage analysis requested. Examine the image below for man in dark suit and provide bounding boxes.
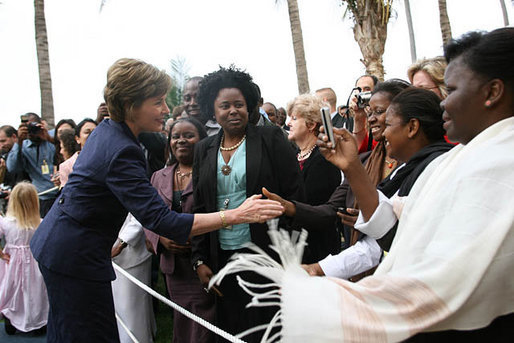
[332,105,354,131]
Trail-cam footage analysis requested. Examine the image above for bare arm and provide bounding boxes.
[189,194,284,238]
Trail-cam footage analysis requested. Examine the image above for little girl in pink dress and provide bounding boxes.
[0,182,48,334]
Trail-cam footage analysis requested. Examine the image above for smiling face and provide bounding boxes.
[170,121,200,166]
[214,88,249,137]
[127,94,169,136]
[441,57,488,144]
[383,105,411,162]
[366,92,391,142]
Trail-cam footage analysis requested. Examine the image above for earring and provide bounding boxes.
[485,100,492,107]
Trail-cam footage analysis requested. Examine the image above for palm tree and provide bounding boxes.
[34,0,54,127]
[341,0,393,81]
[499,0,509,26]
[404,0,416,63]
[285,0,310,94]
[438,0,452,45]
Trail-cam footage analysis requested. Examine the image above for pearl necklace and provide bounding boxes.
[297,144,317,161]
[220,134,246,151]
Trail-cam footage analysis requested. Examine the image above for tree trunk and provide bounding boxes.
[350,1,390,81]
[404,0,416,63]
[499,0,509,26]
[286,0,310,94]
[34,0,54,128]
[438,0,453,45]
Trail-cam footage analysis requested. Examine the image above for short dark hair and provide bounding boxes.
[372,78,411,102]
[75,118,97,137]
[390,87,445,143]
[0,125,17,137]
[263,102,277,111]
[166,117,207,166]
[444,28,514,91]
[25,113,41,123]
[356,74,379,87]
[197,65,259,123]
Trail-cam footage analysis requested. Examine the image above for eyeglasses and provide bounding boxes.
[365,107,387,118]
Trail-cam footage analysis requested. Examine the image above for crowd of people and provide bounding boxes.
[0,27,512,342]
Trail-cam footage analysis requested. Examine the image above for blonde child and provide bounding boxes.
[0,182,48,335]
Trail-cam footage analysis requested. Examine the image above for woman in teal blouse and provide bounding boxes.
[192,66,305,342]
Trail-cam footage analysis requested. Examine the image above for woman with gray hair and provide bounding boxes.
[30,58,284,342]
[286,93,341,263]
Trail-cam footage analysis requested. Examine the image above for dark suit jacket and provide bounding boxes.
[298,147,341,262]
[332,113,354,132]
[192,124,305,272]
[30,119,194,281]
[292,151,371,251]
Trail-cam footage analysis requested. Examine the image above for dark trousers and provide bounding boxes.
[39,265,120,343]
[39,197,56,218]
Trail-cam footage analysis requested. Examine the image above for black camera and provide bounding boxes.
[356,91,372,109]
[28,121,42,135]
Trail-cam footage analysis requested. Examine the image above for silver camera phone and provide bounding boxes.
[320,107,335,147]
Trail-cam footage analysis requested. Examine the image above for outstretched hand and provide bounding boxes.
[317,126,360,171]
[337,207,359,228]
[234,194,284,224]
[262,187,296,217]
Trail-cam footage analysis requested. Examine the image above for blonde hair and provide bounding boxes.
[6,182,41,230]
[287,93,324,135]
[407,56,448,98]
[104,58,172,122]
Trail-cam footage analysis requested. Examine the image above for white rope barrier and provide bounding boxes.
[115,312,140,343]
[37,186,59,196]
[112,262,246,343]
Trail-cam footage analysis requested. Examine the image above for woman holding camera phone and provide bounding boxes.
[29,59,284,343]
[265,79,410,279]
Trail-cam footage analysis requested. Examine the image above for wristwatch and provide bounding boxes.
[193,259,205,272]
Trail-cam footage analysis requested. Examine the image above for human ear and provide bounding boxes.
[484,79,504,108]
[407,118,420,139]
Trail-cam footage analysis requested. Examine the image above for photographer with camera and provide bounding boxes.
[6,113,58,217]
[349,75,379,153]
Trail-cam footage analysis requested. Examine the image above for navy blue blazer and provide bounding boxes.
[31,119,193,281]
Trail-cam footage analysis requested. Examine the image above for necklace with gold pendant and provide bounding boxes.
[220,134,246,175]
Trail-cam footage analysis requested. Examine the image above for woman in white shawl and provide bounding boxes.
[212,27,514,342]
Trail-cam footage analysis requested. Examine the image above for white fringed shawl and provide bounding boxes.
[210,117,514,342]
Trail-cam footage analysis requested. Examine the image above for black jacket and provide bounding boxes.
[192,124,305,272]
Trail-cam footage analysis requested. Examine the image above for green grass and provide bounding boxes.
[154,272,174,343]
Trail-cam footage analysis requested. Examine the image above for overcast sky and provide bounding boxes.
[0,0,512,127]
